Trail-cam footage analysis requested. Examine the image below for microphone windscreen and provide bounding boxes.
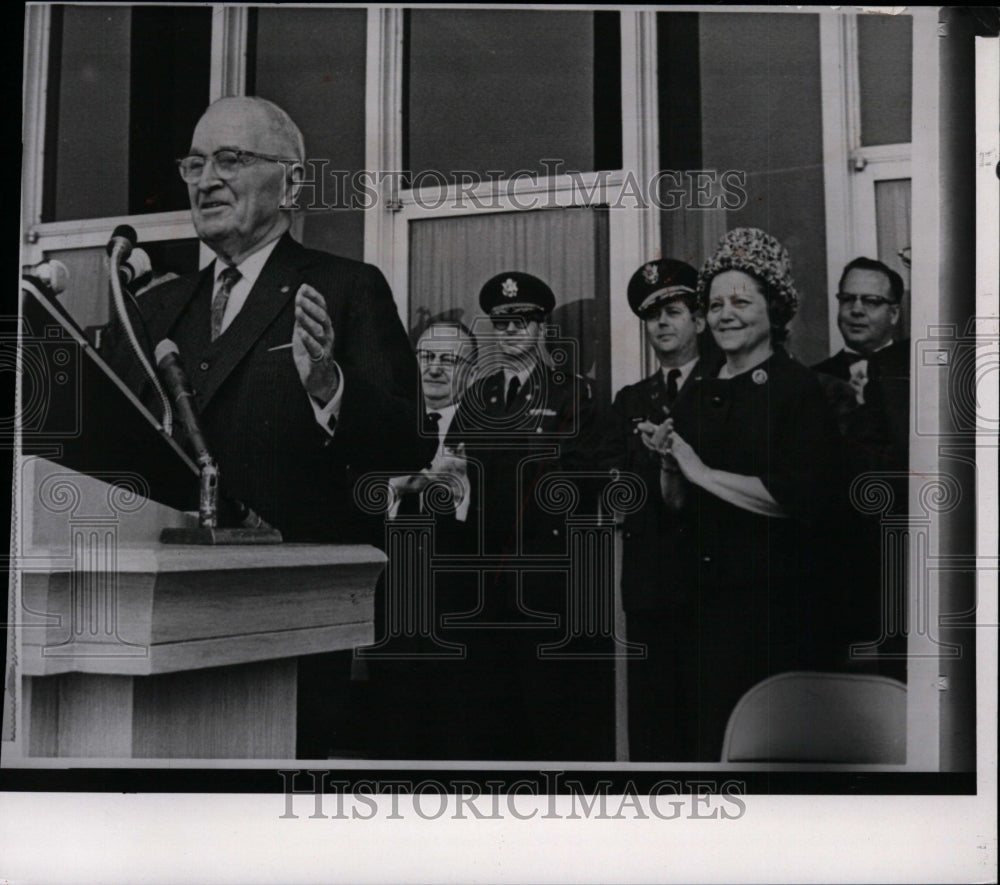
[124,248,153,281]
[154,338,180,366]
[35,260,70,295]
[107,224,138,256]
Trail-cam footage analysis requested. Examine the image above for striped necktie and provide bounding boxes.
[210,265,242,341]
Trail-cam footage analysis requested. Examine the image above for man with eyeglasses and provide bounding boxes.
[363,320,479,758]
[814,256,910,472]
[108,95,420,544]
[104,96,421,758]
[603,258,714,760]
[388,321,477,528]
[813,256,911,680]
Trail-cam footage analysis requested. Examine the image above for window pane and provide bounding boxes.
[406,10,621,185]
[251,7,368,262]
[858,14,912,147]
[43,5,211,222]
[698,12,830,368]
[874,178,911,339]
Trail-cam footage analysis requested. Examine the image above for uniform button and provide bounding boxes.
[536,427,543,434]
[624,532,632,539]
[199,361,210,371]
[552,529,560,536]
[702,555,712,563]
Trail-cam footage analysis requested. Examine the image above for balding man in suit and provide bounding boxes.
[108,96,421,543]
[104,96,421,757]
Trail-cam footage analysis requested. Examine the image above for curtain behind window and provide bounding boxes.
[408,207,611,406]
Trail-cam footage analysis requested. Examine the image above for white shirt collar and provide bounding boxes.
[503,364,535,387]
[661,355,699,388]
[844,339,893,357]
[427,402,457,436]
[213,236,281,289]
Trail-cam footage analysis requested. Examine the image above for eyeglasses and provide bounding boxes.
[417,350,465,367]
[490,314,542,331]
[176,149,297,183]
[835,293,897,310]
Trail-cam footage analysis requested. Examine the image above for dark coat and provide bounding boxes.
[608,363,704,611]
[450,362,602,559]
[104,233,422,542]
[671,347,843,596]
[813,339,911,480]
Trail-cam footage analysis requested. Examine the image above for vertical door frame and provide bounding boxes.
[820,10,912,354]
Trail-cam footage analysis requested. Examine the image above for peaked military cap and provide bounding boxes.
[627,259,699,317]
[480,271,556,316]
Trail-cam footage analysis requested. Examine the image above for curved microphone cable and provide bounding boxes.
[106,225,174,437]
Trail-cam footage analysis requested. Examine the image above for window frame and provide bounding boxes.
[364,8,659,400]
[20,4,250,269]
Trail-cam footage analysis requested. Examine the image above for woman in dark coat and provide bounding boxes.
[653,227,845,760]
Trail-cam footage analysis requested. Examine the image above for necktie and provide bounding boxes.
[425,411,442,437]
[505,375,521,411]
[665,368,681,406]
[211,265,242,341]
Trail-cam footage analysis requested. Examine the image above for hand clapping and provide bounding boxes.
[637,417,673,456]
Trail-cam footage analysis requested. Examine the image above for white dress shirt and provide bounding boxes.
[662,354,699,391]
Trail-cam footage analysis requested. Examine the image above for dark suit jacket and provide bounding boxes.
[450,363,602,559]
[607,362,704,611]
[105,233,421,542]
[394,407,473,553]
[813,339,910,479]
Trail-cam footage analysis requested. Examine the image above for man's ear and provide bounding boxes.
[889,301,901,327]
[694,313,706,334]
[282,161,306,210]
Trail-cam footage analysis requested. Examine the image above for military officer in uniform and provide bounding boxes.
[448,271,612,760]
[605,258,713,760]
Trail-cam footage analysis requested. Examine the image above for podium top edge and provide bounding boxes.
[17,543,388,573]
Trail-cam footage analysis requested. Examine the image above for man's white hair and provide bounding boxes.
[207,95,306,163]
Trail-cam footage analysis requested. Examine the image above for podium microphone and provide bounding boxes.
[23,259,70,299]
[119,248,153,292]
[154,340,212,466]
[155,338,282,545]
[106,224,137,262]
[106,226,173,436]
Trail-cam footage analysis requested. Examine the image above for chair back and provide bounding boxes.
[721,671,907,763]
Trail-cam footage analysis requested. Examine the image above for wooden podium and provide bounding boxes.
[12,458,384,759]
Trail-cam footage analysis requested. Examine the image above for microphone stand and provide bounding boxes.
[107,235,175,437]
[155,343,282,545]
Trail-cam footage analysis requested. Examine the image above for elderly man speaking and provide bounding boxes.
[109,96,420,544]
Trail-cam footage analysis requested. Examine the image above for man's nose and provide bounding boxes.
[195,159,223,189]
[848,297,866,315]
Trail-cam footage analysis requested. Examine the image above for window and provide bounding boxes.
[404,10,621,185]
[42,5,212,222]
